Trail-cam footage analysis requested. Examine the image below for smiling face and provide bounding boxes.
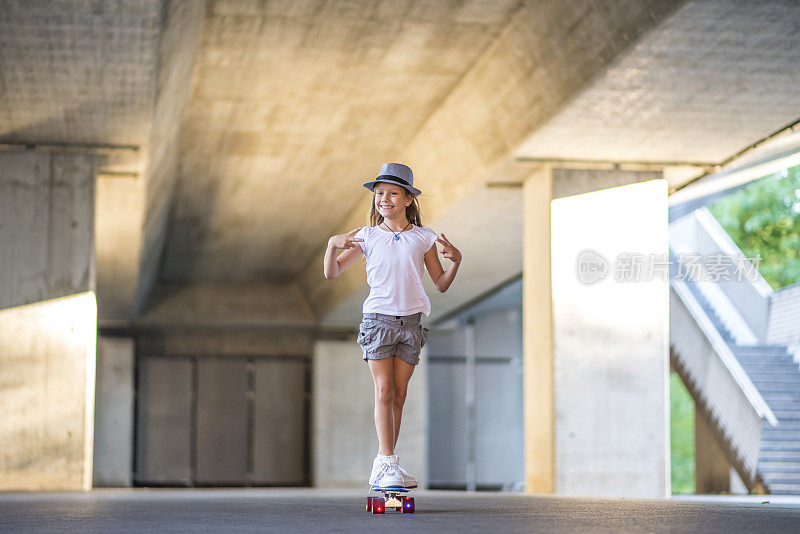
[374,182,412,218]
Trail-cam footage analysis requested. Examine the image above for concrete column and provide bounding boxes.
[95,175,144,323]
[695,405,732,494]
[93,337,135,487]
[312,340,428,487]
[550,175,670,498]
[522,166,555,493]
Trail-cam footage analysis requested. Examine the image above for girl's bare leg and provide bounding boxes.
[368,357,395,455]
[392,356,415,449]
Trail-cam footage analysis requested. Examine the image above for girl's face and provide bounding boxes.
[374,183,411,217]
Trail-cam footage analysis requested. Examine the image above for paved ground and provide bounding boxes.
[1,488,799,533]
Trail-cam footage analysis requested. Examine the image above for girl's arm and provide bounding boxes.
[324,227,363,279]
[424,233,462,292]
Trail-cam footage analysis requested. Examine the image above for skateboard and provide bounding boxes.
[365,485,415,514]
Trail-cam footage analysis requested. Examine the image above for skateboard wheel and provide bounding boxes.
[371,497,385,514]
[366,496,373,511]
[403,496,415,513]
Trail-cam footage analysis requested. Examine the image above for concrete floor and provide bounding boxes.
[1,488,800,533]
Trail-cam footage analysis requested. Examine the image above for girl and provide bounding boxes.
[323,162,462,489]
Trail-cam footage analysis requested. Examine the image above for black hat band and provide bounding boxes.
[375,175,411,187]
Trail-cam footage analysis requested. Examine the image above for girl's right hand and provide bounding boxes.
[329,227,363,250]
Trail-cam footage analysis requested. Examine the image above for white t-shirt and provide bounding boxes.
[354,224,439,317]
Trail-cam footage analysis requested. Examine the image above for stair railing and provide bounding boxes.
[693,207,772,343]
[670,278,777,489]
[767,282,800,346]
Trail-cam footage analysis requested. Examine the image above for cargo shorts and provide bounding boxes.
[357,312,430,366]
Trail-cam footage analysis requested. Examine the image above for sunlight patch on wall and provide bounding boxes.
[0,291,97,490]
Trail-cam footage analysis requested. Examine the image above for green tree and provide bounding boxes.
[708,164,800,289]
[670,371,695,494]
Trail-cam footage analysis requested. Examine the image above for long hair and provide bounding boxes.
[367,188,423,227]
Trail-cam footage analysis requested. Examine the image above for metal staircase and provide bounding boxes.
[679,276,800,494]
[670,207,800,495]
[737,345,800,494]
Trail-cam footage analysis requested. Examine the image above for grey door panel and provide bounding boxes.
[253,359,306,484]
[135,357,192,484]
[196,358,249,485]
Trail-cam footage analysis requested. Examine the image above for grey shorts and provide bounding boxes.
[357,312,430,366]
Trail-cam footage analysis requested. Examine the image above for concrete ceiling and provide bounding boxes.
[3,0,799,327]
[162,0,524,282]
[0,0,161,173]
[514,0,800,164]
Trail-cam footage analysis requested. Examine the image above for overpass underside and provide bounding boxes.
[1,0,799,499]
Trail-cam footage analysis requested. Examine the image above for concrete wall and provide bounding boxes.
[133,327,313,486]
[427,284,525,490]
[0,151,97,490]
[93,337,135,487]
[550,178,670,498]
[313,340,428,487]
[0,292,97,490]
[136,327,314,358]
[552,168,664,200]
[0,152,95,310]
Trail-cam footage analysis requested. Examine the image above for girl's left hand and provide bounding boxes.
[437,233,462,263]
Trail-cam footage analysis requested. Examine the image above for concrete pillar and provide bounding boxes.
[312,340,428,487]
[549,174,670,498]
[522,166,555,493]
[0,151,97,490]
[93,337,135,487]
[695,405,732,494]
[95,175,144,323]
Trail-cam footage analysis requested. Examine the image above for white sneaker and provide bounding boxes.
[369,454,394,486]
[371,458,404,488]
[395,462,419,489]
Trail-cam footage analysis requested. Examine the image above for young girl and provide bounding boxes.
[323,162,462,489]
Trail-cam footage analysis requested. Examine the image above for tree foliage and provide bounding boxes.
[670,371,695,494]
[707,164,800,290]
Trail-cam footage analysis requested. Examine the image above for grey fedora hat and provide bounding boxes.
[362,162,422,197]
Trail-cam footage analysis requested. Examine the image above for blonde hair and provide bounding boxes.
[366,185,423,227]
